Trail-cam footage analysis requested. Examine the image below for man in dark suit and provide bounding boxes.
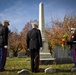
[26,22,42,73]
[0,20,9,71]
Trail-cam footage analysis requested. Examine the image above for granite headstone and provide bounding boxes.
[54,46,73,64]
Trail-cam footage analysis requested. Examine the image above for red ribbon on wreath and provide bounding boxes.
[61,33,68,50]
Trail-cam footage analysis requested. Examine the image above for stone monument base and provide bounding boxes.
[40,58,56,64]
[40,53,55,64]
[40,40,55,64]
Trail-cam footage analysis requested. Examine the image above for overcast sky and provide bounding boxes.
[0,0,76,32]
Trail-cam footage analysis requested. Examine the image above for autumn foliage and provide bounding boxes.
[8,15,76,56]
[45,15,76,48]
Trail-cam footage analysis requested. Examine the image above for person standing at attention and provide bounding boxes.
[0,20,10,71]
[67,28,76,71]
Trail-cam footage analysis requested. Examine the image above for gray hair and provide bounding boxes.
[32,22,38,26]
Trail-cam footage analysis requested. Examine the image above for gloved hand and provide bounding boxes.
[4,45,8,48]
[27,49,30,51]
[40,47,43,50]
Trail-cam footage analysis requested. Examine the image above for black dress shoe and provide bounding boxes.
[34,70,40,73]
[0,69,5,72]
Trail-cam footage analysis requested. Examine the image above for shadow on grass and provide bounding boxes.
[56,69,76,73]
[4,68,31,72]
[3,68,76,74]
[39,68,44,72]
[56,69,71,73]
[39,68,72,73]
[37,68,76,73]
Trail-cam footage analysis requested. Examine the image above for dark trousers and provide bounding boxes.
[71,49,76,67]
[0,47,7,71]
[30,49,40,72]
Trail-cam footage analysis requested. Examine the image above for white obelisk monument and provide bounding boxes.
[39,2,55,64]
[39,2,45,41]
[39,2,50,53]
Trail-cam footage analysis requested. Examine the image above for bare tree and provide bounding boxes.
[45,15,76,48]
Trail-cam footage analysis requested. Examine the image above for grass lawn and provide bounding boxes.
[0,57,76,75]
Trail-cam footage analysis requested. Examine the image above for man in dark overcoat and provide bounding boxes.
[26,22,42,73]
[0,20,9,71]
